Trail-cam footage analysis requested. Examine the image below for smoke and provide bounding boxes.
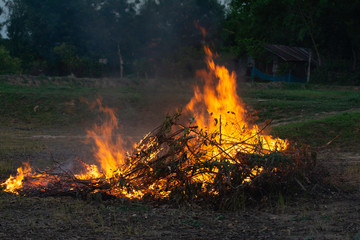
[129,0,225,79]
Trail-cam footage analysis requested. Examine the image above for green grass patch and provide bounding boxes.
[0,160,15,176]
[0,129,47,175]
[0,77,141,128]
[240,85,360,122]
[272,112,360,151]
[1,76,359,150]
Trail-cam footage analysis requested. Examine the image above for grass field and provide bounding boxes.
[0,75,359,239]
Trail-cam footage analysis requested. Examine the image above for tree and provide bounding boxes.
[2,0,138,76]
[2,0,88,74]
[134,0,225,78]
[0,45,22,74]
[223,0,360,84]
[2,0,226,78]
[81,0,138,77]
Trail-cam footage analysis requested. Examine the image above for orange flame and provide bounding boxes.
[1,162,32,194]
[183,45,288,186]
[73,99,144,199]
[1,162,53,194]
[186,45,288,155]
[1,42,288,198]
[85,99,127,178]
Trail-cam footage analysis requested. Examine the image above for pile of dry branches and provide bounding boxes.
[123,112,315,206]
[14,112,316,208]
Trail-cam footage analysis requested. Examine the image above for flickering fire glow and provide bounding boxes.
[1,43,288,199]
[2,162,32,193]
[180,45,288,188]
[186,45,287,155]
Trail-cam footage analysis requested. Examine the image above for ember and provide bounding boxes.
[1,43,312,206]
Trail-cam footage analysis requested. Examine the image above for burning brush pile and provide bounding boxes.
[1,46,315,208]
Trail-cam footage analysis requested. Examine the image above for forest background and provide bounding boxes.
[0,0,359,85]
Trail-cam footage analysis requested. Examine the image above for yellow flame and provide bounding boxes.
[186,46,288,154]
[1,162,32,194]
[1,44,288,198]
[86,99,127,178]
[185,45,288,184]
[74,163,102,180]
[75,99,143,199]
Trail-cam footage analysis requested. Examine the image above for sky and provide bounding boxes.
[0,1,7,38]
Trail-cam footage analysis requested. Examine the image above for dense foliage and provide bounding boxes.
[0,45,21,74]
[223,0,360,85]
[0,0,359,84]
[0,0,224,78]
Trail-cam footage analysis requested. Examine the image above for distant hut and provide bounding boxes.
[250,44,315,83]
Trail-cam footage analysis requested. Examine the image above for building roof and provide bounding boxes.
[264,44,313,62]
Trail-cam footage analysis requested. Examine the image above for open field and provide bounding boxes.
[0,75,360,239]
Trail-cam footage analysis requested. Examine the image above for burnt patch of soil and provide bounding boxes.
[0,191,359,239]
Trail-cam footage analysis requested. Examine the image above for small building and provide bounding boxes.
[250,44,315,83]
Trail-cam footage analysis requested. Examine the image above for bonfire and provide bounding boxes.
[1,43,313,207]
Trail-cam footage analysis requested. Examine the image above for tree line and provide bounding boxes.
[224,0,360,85]
[0,0,359,85]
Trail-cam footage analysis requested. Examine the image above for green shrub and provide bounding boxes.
[311,60,360,85]
[0,45,22,74]
[54,43,102,77]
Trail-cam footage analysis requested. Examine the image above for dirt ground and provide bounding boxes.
[0,190,359,239]
[0,81,360,239]
[0,122,359,239]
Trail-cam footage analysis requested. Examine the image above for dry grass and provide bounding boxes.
[0,77,359,238]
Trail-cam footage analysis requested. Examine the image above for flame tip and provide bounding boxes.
[2,43,288,200]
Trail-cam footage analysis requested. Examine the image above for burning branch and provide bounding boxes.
[1,44,316,208]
